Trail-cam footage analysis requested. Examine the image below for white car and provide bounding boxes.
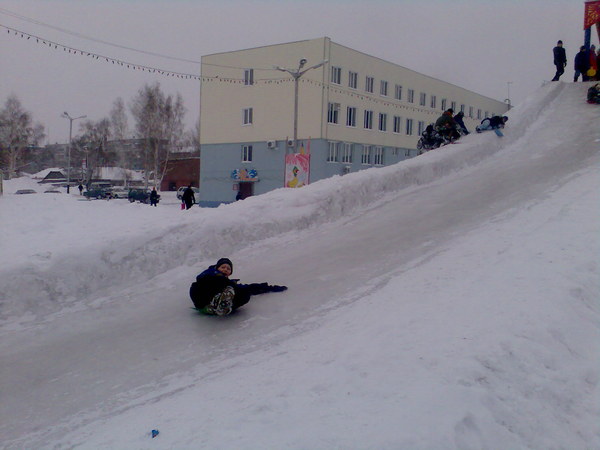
[176,186,199,202]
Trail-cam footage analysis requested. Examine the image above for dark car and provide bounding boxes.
[15,189,37,194]
[84,188,112,200]
[128,189,150,203]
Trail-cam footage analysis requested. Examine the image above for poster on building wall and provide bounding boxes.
[284,153,310,188]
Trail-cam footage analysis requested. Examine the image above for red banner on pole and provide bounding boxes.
[584,1,600,29]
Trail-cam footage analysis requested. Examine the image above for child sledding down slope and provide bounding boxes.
[189,258,287,315]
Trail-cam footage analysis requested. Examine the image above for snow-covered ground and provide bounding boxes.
[0,82,598,449]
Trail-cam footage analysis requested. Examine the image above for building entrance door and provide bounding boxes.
[238,182,254,200]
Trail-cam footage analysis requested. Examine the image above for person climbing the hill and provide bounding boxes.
[189,258,287,316]
[476,115,508,133]
[453,111,470,135]
[574,45,590,82]
[435,109,460,142]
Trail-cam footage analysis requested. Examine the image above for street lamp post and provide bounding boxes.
[61,112,86,193]
[276,58,328,153]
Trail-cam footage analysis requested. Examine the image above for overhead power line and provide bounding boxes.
[0,7,201,64]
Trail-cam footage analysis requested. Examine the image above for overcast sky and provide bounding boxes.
[0,0,595,144]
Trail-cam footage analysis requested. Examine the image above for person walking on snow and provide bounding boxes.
[182,184,196,210]
[189,258,287,315]
[149,187,159,207]
[551,40,567,81]
[574,46,590,82]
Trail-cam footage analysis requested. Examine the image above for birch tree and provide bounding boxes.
[130,83,186,189]
[0,95,45,179]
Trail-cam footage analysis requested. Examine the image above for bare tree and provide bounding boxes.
[109,97,128,140]
[130,83,186,190]
[74,118,113,187]
[0,95,45,179]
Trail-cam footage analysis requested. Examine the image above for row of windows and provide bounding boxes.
[328,103,417,135]
[328,66,492,118]
[240,143,412,165]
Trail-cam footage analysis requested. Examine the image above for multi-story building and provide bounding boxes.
[199,37,509,206]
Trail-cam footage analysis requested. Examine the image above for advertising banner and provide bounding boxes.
[285,153,310,188]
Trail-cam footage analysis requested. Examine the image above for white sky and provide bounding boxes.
[0,0,596,144]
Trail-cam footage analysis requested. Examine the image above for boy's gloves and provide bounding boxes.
[270,285,288,292]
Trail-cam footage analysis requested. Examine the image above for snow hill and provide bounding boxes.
[0,81,598,449]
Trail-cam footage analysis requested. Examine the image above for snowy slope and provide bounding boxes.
[0,82,598,449]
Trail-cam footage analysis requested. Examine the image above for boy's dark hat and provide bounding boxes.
[216,258,233,271]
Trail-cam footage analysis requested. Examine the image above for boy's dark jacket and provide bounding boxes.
[189,265,286,311]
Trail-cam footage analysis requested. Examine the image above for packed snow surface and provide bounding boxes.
[0,82,598,448]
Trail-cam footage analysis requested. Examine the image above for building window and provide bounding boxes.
[244,69,254,86]
[328,102,340,124]
[430,95,437,109]
[485,111,489,118]
[408,89,415,103]
[380,80,388,96]
[365,76,374,93]
[419,92,427,106]
[242,145,253,162]
[405,148,411,157]
[242,108,253,125]
[361,145,372,165]
[395,84,402,100]
[341,143,353,163]
[418,121,425,135]
[327,141,339,162]
[441,99,447,110]
[373,146,384,165]
[406,118,413,135]
[451,101,457,111]
[477,109,482,119]
[348,71,358,89]
[346,106,357,127]
[331,66,342,84]
[378,113,387,132]
[469,106,474,118]
[364,110,373,129]
[393,115,402,134]
[460,104,465,113]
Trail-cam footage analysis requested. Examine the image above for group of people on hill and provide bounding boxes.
[552,40,600,82]
[419,108,508,150]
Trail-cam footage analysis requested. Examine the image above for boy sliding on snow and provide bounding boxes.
[189,258,287,316]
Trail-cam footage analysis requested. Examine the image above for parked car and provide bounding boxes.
[15,189,37,194]
[111,187,129,199]
[128,189,150,203]
[84,187,112,199]
[44,189,62,194]
[176,186,199,203]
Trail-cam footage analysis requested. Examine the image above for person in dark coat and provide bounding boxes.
[551,40,567,81]
[587,83,600,104]
[189,258,287,315]
[574,46,591,82]
[181,184,196,210]
[453,111,470,135]
[434,109,460,142]
[475,116,508,133]
[149,187,159,207]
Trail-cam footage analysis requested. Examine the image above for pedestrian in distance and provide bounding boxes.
[149,187,160,207]
[78,184,83,195]
[551,40,567,81]
[181,184,196,210]
[574,46,591,82]
[189,258,287,316]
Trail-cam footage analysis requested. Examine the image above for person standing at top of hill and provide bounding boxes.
[182,184,196,210]
[551,40,567,81]
[574,46,590,82]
